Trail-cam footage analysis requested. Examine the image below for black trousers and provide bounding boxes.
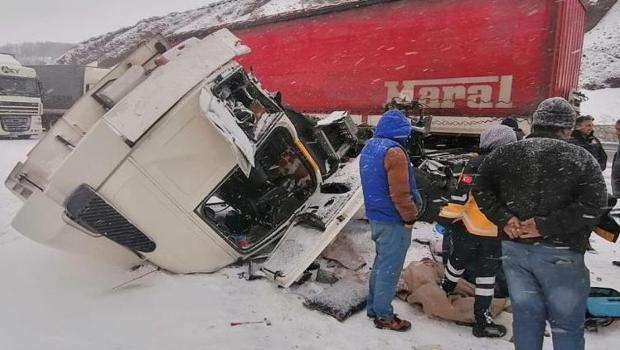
[442,223,501,320]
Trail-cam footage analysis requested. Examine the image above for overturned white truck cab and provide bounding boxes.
[5,30,363,287]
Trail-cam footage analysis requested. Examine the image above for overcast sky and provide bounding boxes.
[2,0,214,45]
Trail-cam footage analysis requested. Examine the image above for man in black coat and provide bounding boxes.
[612,119,620,198]
[612,119,620,267]
[473,97,607,350]
[569,115,607,170]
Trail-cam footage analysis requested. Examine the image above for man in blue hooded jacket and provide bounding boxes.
[360,109,421,331]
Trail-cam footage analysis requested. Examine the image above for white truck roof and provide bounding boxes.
[0,53,20,65]
[0,55,37,78]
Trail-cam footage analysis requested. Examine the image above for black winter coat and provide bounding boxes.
[612,145,620,198]
[569,130,607,170]
[473,135,607,253]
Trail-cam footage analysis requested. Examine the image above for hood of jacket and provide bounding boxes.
[374,110,412,144]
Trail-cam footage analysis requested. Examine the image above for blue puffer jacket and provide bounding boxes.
[360,110,421,223]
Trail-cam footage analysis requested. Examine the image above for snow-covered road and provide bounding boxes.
[0,139,618,350]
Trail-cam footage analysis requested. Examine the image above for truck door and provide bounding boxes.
[260,158,363,287]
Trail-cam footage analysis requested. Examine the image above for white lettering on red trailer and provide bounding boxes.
[384,75,513,109]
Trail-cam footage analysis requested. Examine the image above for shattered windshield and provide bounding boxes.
[0,76,40,97]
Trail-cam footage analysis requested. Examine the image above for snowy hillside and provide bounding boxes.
[0,42,76,65]
[57,0,359,67]
[581,88,620,125]
[579,0,620,125]
[580,0,620,89]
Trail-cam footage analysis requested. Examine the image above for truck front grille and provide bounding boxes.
[0,116,31,132]
[66,184,156,253]
[0,101,40,116]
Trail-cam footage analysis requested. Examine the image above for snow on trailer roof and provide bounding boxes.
[169,0,404,41]
[56,0,391,67]
[171,0,591,41]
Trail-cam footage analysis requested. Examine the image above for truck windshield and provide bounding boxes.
[0,76,41,97]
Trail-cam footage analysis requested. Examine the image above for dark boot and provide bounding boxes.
[373,315,412,332]
[472,311,507,338]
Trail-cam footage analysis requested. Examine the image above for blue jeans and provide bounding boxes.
[502,241,590,350]
[367,220,412,320]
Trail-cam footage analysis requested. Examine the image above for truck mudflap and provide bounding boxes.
[260,157,363,287]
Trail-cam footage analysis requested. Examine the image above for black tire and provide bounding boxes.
[415,171,447,223]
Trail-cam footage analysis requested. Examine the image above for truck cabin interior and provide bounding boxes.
[211,67,360,178]
[196,128,316,251]
[194,69,318,251]
[195,67,361,251]
[211,68,282,141]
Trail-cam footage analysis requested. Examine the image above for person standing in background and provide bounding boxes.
[500,117,525,140]
[612,119,620,267]
[569,115,607,170]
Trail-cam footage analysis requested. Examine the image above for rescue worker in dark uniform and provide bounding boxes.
[438,125,517,338]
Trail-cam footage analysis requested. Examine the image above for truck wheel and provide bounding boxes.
[415,171,446,223]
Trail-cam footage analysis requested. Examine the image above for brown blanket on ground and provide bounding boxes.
[399,259,507,323]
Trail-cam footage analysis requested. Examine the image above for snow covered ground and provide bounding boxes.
[581,88,620,125]
[1,139,619,350]
[580,0,620,89]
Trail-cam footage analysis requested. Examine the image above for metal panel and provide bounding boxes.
[31,65,85,110]
[549,0,586,98]
[261,158,363,287]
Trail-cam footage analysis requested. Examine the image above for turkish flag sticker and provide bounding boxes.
[460,174,474,184]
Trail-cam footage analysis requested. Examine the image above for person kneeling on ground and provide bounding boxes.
[437,124,517,338]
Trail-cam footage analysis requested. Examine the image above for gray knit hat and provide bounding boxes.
[532,97,576,128]
[480,125,517,151]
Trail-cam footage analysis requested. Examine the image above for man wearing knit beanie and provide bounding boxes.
[531,96,578,131]
[473,97,607,350]
[437,124,517,338]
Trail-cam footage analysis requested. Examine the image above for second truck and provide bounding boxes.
[0,53,43,138]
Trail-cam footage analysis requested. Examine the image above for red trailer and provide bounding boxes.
[176,0,586,135]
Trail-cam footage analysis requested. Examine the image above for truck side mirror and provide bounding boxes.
[38,81,45,98]
[411,116,432,134]
[422,116,432,133]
